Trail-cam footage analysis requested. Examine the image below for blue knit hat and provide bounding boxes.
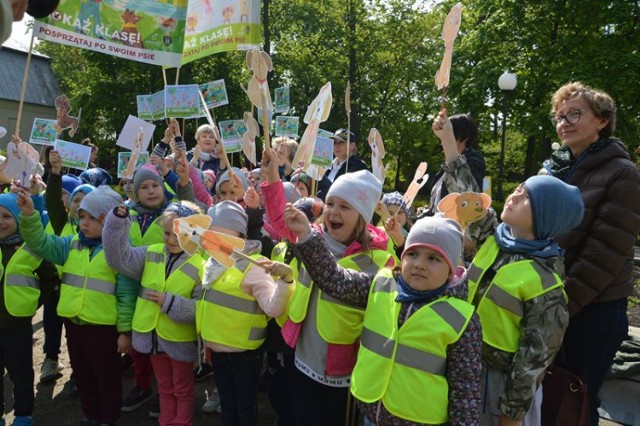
[80,167,112,187]
[70,184,95,206]
[0,193,21,224]
[61,175,82,196]
[523,175,584,239]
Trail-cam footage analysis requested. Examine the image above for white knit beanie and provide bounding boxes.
[326,170,382,223]
[79,186,123,222]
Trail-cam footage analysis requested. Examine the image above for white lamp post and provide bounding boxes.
[496,72,517,201]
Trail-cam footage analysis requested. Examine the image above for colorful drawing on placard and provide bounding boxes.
[275,116,299,138]
[149,90,165,120]
[29,118,59,146]
[137,95,154,121]
[275,86,290,113]
[311,136,333,167]
[200,79,229,109]
[117,152,149,178]
[55,139,92,171]
[165,84,200,118]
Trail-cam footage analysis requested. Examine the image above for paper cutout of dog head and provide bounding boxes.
[3,141,43,187]
[437,191,491,229]
[241,48,274,111]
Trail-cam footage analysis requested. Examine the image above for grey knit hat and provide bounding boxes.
[326,170,382,223]
[207,200,248,235]
[133,164,164,196]
[78,185,123,222]
[403,216,463,278]
[215,167,250,195]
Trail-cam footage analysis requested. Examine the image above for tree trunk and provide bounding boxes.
[347,0,360,139]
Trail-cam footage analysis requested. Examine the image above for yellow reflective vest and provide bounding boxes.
[196,254,268,350]
[3,244,43,317]
[467,236,564,353]
[132,244,204,342]
[351,268,475,424]
[129,210,165,247]
[287,249,394,345]
[58,236,118,325]
[45,220,75,276]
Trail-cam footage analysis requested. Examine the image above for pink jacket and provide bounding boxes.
[261,180,296,242]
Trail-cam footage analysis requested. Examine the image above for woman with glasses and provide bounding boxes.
[541,82,640,425]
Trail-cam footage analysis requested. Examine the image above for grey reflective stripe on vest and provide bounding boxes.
[297,267,312,288]
[320,291,365,310]
[21,244,42,260]
[147,252,164,264]
[235,259,251,272]
[430,301,467,334]
[373,277,396,293]
[249,327,267,341]
[530,261,559,290]
[70,240,82,250]
[467,263,482,283]
[203,289,264,315]
[5,274,39,288]
[62,273,116,295]
[395,342,447,376]
[350,254,383,275]
[361,327,447,375]
[273,244,286,257]
[361,327,395,358]
[485,284,523,318]
[180,262,200,281]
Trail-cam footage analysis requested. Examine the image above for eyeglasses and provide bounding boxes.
[550,109,583,126]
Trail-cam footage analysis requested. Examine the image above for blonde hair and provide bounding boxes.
[274,137,299,163]
[195,124,215,140]
[317,213,372,252]
[551,82,616,138]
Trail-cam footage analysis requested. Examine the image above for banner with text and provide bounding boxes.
[34,0,261,67]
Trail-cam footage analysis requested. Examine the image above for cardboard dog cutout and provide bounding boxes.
[368,128,386,184]
[241,111,259,166]
[437,191,491,229]
[241,48,274,111]
[402,162,429,209]
[54,95,81,137]
[4,140,43,187]
[292,82,333,171]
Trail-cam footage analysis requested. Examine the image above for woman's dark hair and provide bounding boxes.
[43,146,54,168]
[449,114,478,149]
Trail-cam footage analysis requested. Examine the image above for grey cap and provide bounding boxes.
[403,216,463,278]
[207,200,248,235]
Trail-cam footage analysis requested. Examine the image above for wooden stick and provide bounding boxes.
[15,32,36,139]
[175,67,180,85]
[261,91,271,150]
[232,248,268,270]
[162,67,168,87]
[441,86,447,112]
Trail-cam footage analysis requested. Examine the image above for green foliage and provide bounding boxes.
[37,0,640,192]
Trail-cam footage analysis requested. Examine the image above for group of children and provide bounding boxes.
[0,111,587,426]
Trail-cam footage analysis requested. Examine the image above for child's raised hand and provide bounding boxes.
[115,204,129,218]
[143,289,167,306]
[262,148,280,183]
[384,216,405,247]
[49,149,62,174]
[190,145,202,166]
[29,174,46,195]
[284,202,311,239]
[259,260,294,283]
[16,188,34,216]
[150,154,168,176]
[431,110,453,141]
[244,186,260,209]
[230,173,245,201]
[170,118,181,137]
[175,154,190,187]
[117,334,131,354]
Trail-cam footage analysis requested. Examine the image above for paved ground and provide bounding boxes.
[2,309,276,425]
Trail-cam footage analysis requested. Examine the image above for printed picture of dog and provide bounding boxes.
[55,95,81,137]
[120,9,144,48]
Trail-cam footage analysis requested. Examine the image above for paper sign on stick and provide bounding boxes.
[29,118,59,146]
[55,139,92,171]
[200,80,229,109]
[3,141,43,186]
[118,152,149,178]
[292,82,332,171]
[311,136,333,168]
[275,116,299,138]
[165,85,200,118]
[435,2,462,91]
[275,87,290,113]
[117,115,155,151]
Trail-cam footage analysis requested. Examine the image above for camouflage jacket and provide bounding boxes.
[471,250,569,420]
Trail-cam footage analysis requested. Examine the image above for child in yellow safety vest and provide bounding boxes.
[103,200,205,426]
[0,193,59,426]
[260,147,396,425]
[17,185,138,426]
[468,175,584,426]
[198,200,293,425]
[284,206,483,425]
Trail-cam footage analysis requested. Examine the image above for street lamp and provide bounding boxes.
[496,72,517,201]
